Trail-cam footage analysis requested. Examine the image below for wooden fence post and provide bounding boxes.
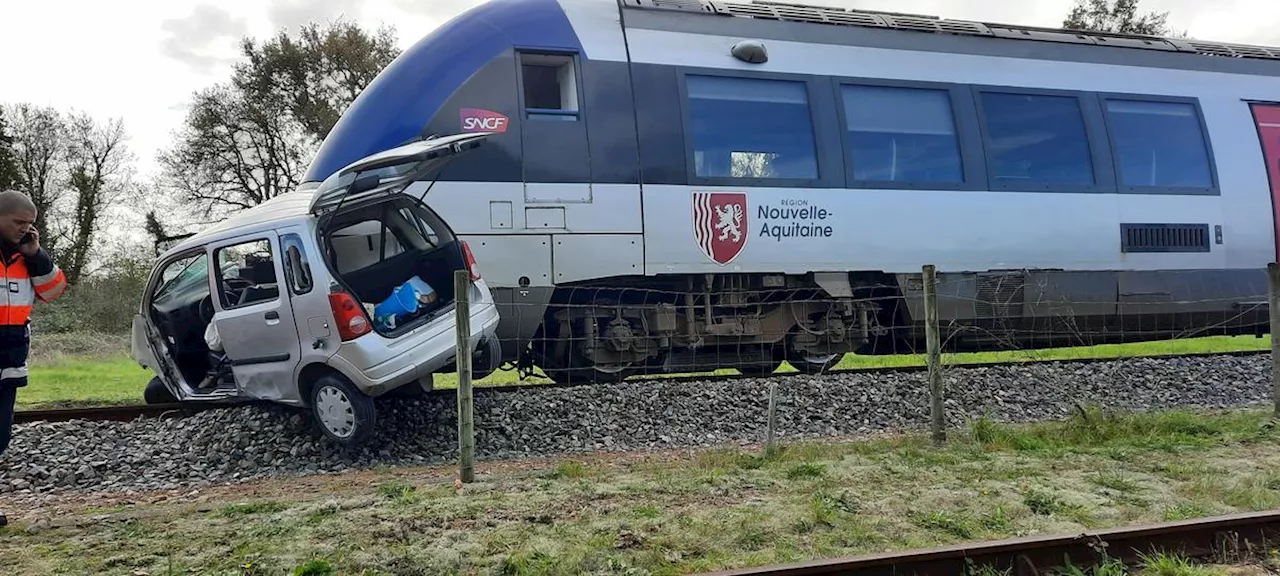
[923,264,946,446]
[764,382,779,458]
[454,269,475,483]
[1268,263,1280,421]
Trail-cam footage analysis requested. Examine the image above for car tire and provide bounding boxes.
[144,376,178,405]
[472,336,502,381]
[309,373,376,446]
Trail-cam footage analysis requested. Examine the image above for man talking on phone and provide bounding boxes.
[0,190,67,527]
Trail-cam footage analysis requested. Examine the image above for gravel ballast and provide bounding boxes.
[0,354,1271,502]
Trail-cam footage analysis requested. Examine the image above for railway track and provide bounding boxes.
[13,348,1269,425]
[696,510,1280,575]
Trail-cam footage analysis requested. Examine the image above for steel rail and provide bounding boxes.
[13,348,1269,424]
[13,402,243,424]
[696,510,1280,576]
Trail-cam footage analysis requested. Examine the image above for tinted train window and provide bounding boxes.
[686,75,818,180]
[1105,100,1213,189]
[843,85,962,183]
[520,53,579,120]
[980,92,1094,185]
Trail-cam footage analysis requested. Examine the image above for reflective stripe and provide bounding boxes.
[5,276,34,307]
[1,365,27,380]
[30,268,57,286]
[34,268,66,301]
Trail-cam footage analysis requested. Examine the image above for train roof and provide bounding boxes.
[623,0,1280,62]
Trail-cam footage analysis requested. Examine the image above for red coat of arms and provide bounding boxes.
[692,191,748,265]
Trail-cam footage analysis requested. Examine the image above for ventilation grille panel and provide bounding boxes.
[1120,223,1211,253]
[975,273,1025,321]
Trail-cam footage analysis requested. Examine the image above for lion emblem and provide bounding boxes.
[714,203,744,244]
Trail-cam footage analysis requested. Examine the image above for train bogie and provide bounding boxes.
[526,272,886,381]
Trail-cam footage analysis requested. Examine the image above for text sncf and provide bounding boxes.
[460,108,509,133]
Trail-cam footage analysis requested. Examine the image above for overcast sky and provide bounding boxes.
[2,0,1277,183]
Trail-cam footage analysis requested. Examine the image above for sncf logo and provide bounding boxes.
[460,108,509,133]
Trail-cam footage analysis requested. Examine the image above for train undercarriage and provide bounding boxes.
[523,272,892,383]
[514,267,1272,384]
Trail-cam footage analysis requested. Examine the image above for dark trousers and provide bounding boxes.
[0,384,14,456]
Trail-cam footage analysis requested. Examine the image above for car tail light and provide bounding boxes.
[462,241,480,282]
[328,291,371,341]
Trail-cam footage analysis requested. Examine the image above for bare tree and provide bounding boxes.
[0,108,18,190]
[159,83,311,219]
[3,104,67,245]
[61,112,133,284]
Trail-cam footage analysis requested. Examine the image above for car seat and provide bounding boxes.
[236,257,280,306]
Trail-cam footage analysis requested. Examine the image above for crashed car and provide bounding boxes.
[130,133,503,445]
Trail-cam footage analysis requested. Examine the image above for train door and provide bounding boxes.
[1250,103,1280,260]
[515,50,591,207]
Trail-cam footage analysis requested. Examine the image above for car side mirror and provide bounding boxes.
[350,173,381,195]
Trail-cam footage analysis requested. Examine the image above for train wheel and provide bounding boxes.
[737,344,783,376]
[738,360,782,376]
[785,352,841,375]
[542,354,636,385]
[784,327,842,375]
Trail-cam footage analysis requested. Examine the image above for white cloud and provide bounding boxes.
[0,0,1276,187]
[159,4,251,74]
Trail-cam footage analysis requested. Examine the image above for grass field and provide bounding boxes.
[3,406,1279,574]
[16,332,1273,409]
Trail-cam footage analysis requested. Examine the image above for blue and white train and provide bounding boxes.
[297,0,1280,382]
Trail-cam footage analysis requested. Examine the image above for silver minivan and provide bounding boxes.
[130,133,503,445]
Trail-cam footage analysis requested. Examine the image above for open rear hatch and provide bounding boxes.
[312,132,488,340]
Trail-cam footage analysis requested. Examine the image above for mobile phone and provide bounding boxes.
[19,232,34,245]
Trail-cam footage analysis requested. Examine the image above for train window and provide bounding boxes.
[1104,99,1213,189]
[842,85,962,183]
[979,92,1094,185]
[686,75,818,180]
[520,53,579,120]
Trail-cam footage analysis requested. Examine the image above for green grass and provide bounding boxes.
[4,406,1280,575]
[15,333,1272,409]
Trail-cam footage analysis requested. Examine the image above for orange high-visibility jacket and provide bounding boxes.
[1,248,66,328]
[0,246,66,386]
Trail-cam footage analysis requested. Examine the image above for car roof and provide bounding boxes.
[160,184,319,259]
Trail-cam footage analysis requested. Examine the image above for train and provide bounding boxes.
[294,0,1280,383]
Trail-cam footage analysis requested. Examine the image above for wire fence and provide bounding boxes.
[450,266,1272,385]
[445,265,1280,480]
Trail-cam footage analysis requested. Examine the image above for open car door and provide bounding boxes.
[309,132,492,216]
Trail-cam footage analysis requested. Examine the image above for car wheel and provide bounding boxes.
[472,336,502,381]
[309,374,376,445]
[144,376,178,404]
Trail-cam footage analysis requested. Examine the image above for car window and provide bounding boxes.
[214,239,280,309]
[152,252,210,306]
[326,201,453,274]
[399,206,441,246]
[280,233,314,295]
